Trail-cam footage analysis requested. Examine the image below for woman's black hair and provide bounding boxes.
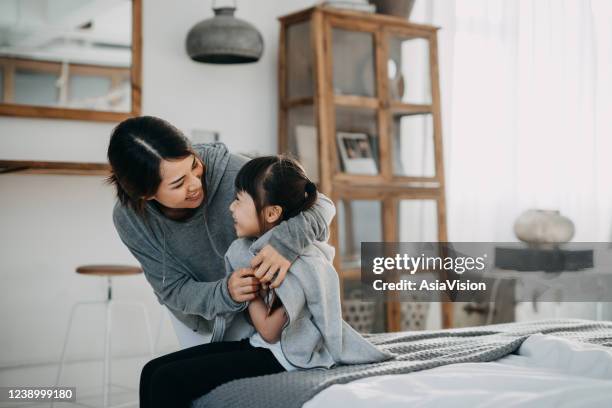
[106,116,193,215]
[235,155,318,229]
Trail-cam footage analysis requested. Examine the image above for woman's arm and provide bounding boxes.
[113,209,255,320]
[252,193,336,287]
[247,293,288,343]
[268,192,335,259]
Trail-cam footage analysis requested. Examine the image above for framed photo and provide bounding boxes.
[336,131,378,175]
[295,125,319,183]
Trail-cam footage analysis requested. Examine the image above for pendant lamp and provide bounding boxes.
[185,0,264,64]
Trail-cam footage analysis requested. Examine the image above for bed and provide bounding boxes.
[192,319,612,408]
[305,333,612,408]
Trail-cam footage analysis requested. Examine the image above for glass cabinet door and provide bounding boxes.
[286,21,313,100]
[387,35,431,105]
[286,105,318,182]
[391,113,436,177]
[337,199,383,269]
[397,199,439,241]
[335,106,379,175]
[331,28,376,97]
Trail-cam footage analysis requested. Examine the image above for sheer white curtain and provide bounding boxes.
[413,0,612,242]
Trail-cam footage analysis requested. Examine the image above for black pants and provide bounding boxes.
[140,338,285,408]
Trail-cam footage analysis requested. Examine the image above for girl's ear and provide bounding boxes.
[264,205,283,224]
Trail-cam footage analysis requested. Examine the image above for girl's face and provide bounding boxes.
[229,191,261,237]
[229,191,284,238]
[148,154,205,209]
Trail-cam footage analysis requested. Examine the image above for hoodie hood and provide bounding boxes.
[195,142,231,207]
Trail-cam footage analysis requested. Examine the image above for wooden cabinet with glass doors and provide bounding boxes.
[278,6,451,330]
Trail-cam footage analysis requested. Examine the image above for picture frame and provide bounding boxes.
[336,131,378,175]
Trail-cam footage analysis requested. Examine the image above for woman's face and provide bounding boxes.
[229,191,261,238]
[149,154,205,209]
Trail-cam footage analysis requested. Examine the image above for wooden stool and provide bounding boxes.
[52,265,154,408]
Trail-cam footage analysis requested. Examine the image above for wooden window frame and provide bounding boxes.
[0,0,142,122]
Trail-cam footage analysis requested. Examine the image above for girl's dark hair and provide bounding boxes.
[106,116,193,215]
[235,155,318,229]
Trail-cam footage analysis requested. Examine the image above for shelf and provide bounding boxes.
[340,267,362,281]
[331,99,432,115]
[334,94,379,109]
[333,173,440,188]
[284,97,314,109]
[0,160,111,176]
[390,102,433,115]
[334,173,383,183]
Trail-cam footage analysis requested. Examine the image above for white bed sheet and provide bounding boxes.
[304,333,612,408]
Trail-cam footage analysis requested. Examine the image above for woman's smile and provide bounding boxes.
[186,189,203,202]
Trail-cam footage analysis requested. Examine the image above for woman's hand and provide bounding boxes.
[250,245,291,289]
[228,268,259,303]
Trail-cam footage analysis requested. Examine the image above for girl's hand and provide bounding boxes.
[250,245,290,289]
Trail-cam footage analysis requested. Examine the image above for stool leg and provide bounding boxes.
[103,278,113,408]
[102,298,113,408]
[50,302,78,408]
[103,300,154,408]
[51,300,104,408]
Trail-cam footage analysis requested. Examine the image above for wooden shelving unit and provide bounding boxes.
[0,160,110,176]
[277,6,451,330]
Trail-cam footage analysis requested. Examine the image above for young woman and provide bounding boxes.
[139,156,392,408]
[107,116,336,349]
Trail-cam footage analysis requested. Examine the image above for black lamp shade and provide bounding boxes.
[185,7,264,64]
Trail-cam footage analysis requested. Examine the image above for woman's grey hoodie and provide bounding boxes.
[112,142,336,341]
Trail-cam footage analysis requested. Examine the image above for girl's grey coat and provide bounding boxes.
[112,143,336,340]
[219,231,395,369]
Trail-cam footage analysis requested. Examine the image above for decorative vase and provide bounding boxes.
[514,209,575,246]
[369,0,416,19]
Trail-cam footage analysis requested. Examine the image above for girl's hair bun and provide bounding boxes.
[305,181,317,195]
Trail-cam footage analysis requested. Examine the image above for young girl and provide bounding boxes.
[139,155,392,407]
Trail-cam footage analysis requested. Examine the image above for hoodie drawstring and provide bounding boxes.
[203,206,224,260]
[161,225,167,289]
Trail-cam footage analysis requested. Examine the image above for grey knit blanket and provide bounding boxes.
[192,319,612,408]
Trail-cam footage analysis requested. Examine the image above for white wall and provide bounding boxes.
[0,0,315,368]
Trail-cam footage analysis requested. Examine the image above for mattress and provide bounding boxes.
[304,333,612,408]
